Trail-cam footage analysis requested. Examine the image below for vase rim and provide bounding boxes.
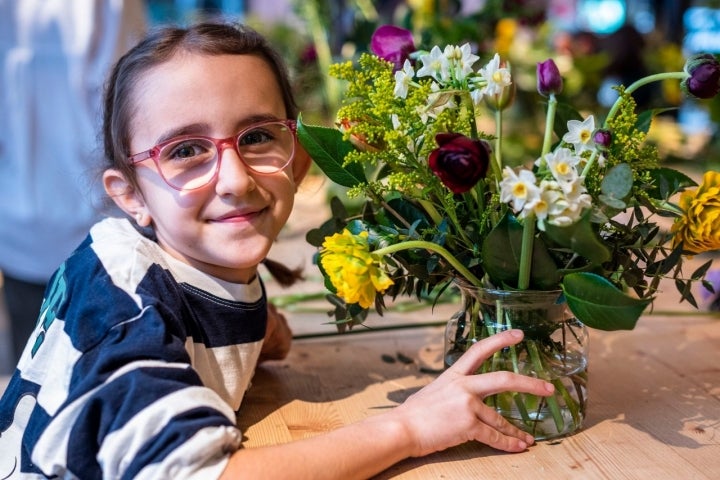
[453,279,563,296]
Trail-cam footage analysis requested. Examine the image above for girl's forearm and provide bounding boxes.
[221,412,412,480]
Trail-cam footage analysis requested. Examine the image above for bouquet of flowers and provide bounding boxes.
[299,24,720,329]
[297,24,720,438]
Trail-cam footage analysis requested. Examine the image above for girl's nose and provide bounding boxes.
[214,146,256,196]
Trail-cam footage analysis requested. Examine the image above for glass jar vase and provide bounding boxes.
[444,284,589,440]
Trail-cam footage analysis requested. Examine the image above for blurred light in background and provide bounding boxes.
[577,0,626,34]
[684,6,720,53]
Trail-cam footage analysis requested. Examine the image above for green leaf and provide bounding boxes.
[635,107,677,134]
[544,212,611,266]
[552,101,583,139]
[562,272,651,331]
[296,116,366,188]
[646,167,697,200]
[601,163,633,200]
[482,213,560,289]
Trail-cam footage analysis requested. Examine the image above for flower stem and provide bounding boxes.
[516,93,558,291]
[604,71,687,127]
[541,93,558,157]
[518,212,535,290]
[374,240,482,286]
[493,109,504,179]
[527,340,565,432]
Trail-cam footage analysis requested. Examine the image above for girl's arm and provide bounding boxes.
[221,329,554,479]
[258,302,293,362]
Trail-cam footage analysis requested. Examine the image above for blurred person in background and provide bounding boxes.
[0,0,147,364]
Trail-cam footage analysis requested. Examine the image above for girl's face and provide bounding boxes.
[109,52,309,283]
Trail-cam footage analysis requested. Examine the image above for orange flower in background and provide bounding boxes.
[673,171,720,254]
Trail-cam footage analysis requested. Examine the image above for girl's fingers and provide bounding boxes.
[446,329,524,375]
[474,403,536,448]
[469,420,534,453]
[467,370,555,398]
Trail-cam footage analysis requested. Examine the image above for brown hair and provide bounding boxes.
[102,21,298,188]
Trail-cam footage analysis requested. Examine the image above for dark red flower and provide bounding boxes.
[682,53,720,99]
[370,25,415,71]
[428,133,490,194]
[536,59,563,97]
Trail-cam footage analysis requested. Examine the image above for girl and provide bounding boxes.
[0,22,554,479]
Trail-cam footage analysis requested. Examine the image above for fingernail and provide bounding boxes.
[518,441,528,449]
[509,329,523,338]
[545,382,555,393]
[525,434,535,445]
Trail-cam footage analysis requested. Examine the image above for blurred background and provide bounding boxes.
[2,0,720,374]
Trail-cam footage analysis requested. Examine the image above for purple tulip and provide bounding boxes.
[428,133,490,194]
[682,53,720,99]
[370,25,416,71]
[536,59,563,97]
[593,129,612,150]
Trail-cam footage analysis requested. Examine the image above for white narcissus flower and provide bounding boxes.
[563,116,596,155]
[416,46,450,83]
[479,53,511,97]
[394,59,415,98]
[537,147,581,183]
[500,166,540,212]
[525,182,567,231]
[443,43,479,81]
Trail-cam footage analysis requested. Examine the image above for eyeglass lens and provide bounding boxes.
[158,122,294,190]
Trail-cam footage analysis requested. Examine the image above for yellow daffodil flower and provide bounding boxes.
[673,171,720,254]
[320,230,394,308]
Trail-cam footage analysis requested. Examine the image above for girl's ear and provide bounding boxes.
[103,169,152,227]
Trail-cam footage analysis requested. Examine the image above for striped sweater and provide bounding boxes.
[0,217,267,478]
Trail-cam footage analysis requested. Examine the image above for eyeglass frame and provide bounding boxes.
[127,119,298,191]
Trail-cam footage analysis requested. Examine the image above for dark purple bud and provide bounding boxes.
[593,129,612,150]
[682,53,720,99]
[370,25,416,71]
[428,133,490,194]
[536,59,563,96]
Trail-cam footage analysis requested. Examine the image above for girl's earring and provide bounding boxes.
[135,212,145,225]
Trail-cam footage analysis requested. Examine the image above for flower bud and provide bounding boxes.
[593,129,612,150]
[681,53,720,99]
[536,59,563,97]
[428,133,491,194]
[370,25,416,72]
[485,61,517,111]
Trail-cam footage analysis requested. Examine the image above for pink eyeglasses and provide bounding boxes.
[128,119,297,191]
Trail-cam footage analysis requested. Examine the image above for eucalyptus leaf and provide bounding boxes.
[601,163,633,200]
[296,116,366,188]
[562,272,651,330]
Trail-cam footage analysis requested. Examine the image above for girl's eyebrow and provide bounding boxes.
[154,114,286,144]
[155,123,211,144]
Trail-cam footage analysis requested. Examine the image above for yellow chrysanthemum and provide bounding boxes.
[320,230,394,308]
[672,171,720,254]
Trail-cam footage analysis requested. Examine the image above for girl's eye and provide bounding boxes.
[164,139,213,162]
[239,129,273,146]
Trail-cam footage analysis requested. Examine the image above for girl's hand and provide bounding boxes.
[391,329,555,456]
[258,303,292,362]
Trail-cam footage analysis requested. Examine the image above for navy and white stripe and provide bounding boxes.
[0,217,266,478]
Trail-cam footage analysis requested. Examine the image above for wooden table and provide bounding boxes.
[238,312,720,479]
